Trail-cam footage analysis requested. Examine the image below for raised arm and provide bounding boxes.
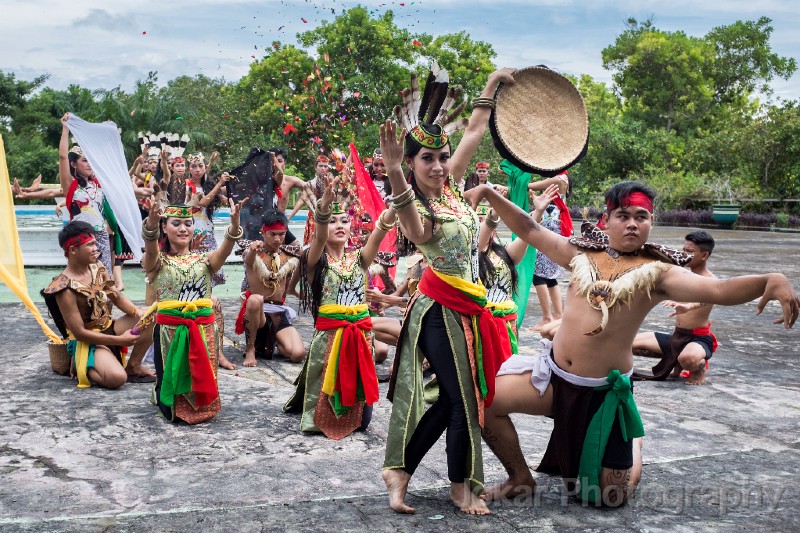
[360,207,397,267]
[141,200,163,277]
[380,119,427,243]
[468,184,577,269]
[58,114,73,194]
[449,68,516,181]
[528,176,567,191]
[305,178,337,275]
[658,267,800,328]
[207,197,246,273]
[160,150,171,182]
[195,172,231,208]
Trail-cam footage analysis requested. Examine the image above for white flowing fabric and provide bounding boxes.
[66,114,144,260]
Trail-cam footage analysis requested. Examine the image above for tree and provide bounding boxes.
[0,70,48,130]
[707,17,797,104]
[602,19,715,133]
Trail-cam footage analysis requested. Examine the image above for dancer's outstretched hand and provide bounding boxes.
[380,120,406,171]
[320,175,339,212]
[146,198,162,229]
[229,196,249,229]
[532,184,560,213]
[757,273,800,329]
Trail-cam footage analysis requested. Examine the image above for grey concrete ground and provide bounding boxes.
[1,226,799,532]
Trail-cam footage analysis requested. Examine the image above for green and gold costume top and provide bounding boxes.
[150,252,213,302]
[414,180,479,283]
[485,249,514,304]
[321,250,366,307]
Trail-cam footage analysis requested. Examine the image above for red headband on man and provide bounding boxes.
[262,222,288,232]
[606,192,653,214]
[62,233,95,255]
[476,162,490,169]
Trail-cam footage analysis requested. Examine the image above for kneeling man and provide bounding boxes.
[43,221,154,389]
[467,181,799,507]
[236,211,304,366]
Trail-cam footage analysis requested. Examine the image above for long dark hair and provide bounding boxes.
[479,238,518,295]
[299,247,328,323]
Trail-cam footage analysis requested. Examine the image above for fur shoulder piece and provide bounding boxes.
[568,221,692,266]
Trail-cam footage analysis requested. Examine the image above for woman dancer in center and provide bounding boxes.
[283,178,397,439]
[141,196,246,424]
[380,67,517,515]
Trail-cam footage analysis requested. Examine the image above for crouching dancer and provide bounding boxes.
[236,210,304,366]
[43,221,155,389]
[466,181,799,507]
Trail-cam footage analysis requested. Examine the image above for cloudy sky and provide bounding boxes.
[2,0,799,100]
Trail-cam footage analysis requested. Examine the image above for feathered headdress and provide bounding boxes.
[393,62,469,149]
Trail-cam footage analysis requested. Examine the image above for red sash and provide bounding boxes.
[156,312,218,407]
[418,268,509,407]
[315,315,378,407]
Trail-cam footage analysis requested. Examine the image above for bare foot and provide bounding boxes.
[684,364,706,385]
[219,353,237,370]
[382,469,415,514]
[450,482,490,515]
[480,478,536,502]
[241,349,257,368]
[125,364,156,378]
[531,319,551,332]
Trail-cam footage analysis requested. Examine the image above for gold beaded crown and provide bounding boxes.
[393,62,469,150]
[330,202,345,215]
[163,205,194,218]
[475,205,490,216]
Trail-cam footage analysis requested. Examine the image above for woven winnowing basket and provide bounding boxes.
[491,66,588,174]
[48,340,70,376]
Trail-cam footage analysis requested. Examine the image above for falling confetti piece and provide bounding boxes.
[353,91,361,97]
[412,39,422,47]
[283,123,298,135]
[301,17,308,23]
[142,31,147,35]
[130,109,136,116]
[175,116,183,120]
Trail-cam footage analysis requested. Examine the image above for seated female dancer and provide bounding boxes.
[283,177,397,439]
[380,66,517,515]
[141,197,246,424]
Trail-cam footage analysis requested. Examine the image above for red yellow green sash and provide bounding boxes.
[316,303,378,415]
[417,268,511,407]
[156,299,218,408]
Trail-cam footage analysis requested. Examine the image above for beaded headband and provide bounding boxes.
[331,202,345,215]
[163,205,194,218]
[69,145,84,156]
[187,152,205,164]
[409,124,449,149]
[475,205,490,216]
[62,233,95,254]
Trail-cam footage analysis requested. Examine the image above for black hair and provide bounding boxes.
[685,230,715,254]
[479,239,518,295]
[299,248,327,323]
[463,172,480,191]
[67,151,90,184]
[604,181,656,213]
[268,147,286,159]
[158,205,194,254]
[261,209,289,229]
[58,220,95,248]
[399,122,450,255]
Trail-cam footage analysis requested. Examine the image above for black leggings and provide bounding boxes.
[402,303,469,483]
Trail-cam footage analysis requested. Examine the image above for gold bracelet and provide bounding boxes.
[472,97,496,109]
[391,187,416,210]
[142,220,159,241]
[376,212,396,232]
[393,194,416,210]
[392,186,414,203]
[224,225,244,241]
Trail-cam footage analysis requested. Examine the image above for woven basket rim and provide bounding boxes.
[492,66,589,172]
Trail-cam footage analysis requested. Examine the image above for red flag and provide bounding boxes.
[349,142,396,288]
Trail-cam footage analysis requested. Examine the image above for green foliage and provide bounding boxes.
[3,12,799,216]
